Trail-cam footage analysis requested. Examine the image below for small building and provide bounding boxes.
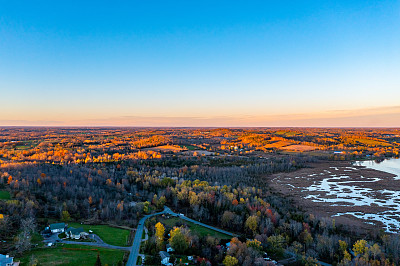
[0,254,19,266]
[159,251,170,265]
[166,244,174,253]
[66,227,88,240]
[49,223,66,234]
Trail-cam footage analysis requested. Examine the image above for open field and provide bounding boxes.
[144,145,184,152]
[263,140,292,149]
[67,223,131,246]
[182,145,197,150]
[280,144,317,152]
[0,190,11,200]
[158,217,232,240]
[18,244,127,266]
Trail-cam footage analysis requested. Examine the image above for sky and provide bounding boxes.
[0,0,399,127]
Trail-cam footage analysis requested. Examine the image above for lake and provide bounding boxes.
[355,158,400,180]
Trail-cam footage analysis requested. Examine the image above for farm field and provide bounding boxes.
[280,144,317,152]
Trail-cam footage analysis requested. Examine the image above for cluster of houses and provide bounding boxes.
[159,245,205,266]
[47,222,89,240]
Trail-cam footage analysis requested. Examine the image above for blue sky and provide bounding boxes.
[1,1,399,126]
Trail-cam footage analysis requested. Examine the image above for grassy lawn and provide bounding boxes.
[68,222,131,247]
[31,233,44,247]
[0,190,11,200]
[159,217,232,240]
[18,244,126,266]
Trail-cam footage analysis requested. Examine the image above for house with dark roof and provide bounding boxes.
[49,223,66,234]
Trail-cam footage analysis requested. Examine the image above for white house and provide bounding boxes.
[66,227,88,240]
[159,251,170,265]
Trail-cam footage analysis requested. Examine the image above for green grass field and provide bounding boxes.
[159,217,232,240]
[181,145,198,150]
[67,223,131,247]
[15,145,31,150]
[31,233,44,246]
[18,244,126,266]
[0,190,11,200]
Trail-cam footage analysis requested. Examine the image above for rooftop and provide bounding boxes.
[0,254,13,265]
[159,251,170,260]
[50,223,65,230]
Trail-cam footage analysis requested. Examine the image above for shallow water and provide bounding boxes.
[355,158,400,180]
[302,159,400,233]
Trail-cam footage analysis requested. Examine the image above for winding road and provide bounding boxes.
[126,206,236,266]
[55,207,321,266]
[170,210,235,238]
[126,207,169,266]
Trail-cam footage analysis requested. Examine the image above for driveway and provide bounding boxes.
[61,240,130,251]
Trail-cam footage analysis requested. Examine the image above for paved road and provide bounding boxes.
[45,206,236,266]
[44,232,130,251]
[126,206,237,266]
[166,209,235,237]
[126,207,169,266]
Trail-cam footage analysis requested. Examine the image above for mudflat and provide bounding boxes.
[268,161,400,234]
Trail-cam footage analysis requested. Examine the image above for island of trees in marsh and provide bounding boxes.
[0,127,399,266]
